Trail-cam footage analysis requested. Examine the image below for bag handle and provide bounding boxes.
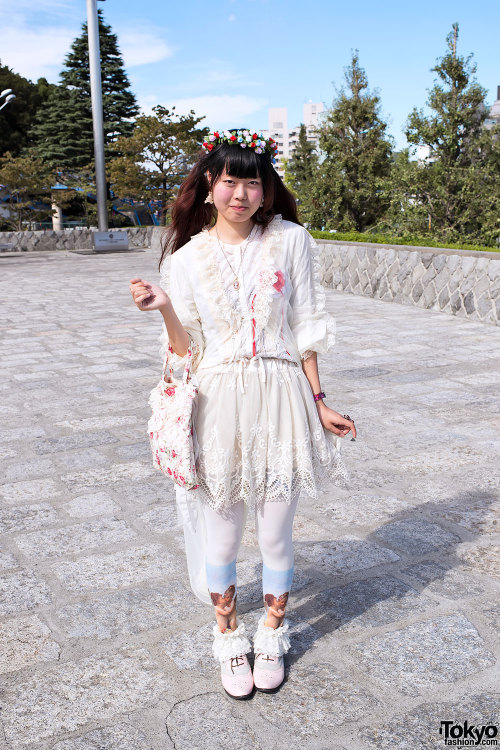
[162,341,195,385]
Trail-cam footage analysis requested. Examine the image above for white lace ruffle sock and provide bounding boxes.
[212,622,252,663]
[253,615,291,657]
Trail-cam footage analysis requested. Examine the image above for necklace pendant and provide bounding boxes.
[233,279,240,290]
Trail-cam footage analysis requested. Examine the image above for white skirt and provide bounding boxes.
[191,356,349,512]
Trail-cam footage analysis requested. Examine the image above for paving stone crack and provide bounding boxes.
[165,691,216,749]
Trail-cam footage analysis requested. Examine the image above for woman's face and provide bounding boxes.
[210,169,263,224]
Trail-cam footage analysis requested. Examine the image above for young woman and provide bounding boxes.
[130,129,356,699]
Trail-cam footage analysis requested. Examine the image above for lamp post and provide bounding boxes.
[0,89,16,111]
[86,0,108,231]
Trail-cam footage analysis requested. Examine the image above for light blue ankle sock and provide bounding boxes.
[262,563,294,614]
[206,559,237,609]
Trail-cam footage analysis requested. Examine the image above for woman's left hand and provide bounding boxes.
[317,403,356,439]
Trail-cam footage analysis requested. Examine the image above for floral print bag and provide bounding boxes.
[147,344,199,490]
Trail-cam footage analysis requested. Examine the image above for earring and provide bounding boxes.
[204,191,214,204]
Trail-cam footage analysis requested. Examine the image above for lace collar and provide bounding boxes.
[190,215,284,331]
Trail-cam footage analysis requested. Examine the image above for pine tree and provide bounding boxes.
[31,9,138,170]
[30,85,94,170]
[311,52,393,231]
[285,124,319,225]
[60,9,138,148]
[398,23,500,244]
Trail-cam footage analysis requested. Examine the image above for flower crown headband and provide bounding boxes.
[201,129,278,164]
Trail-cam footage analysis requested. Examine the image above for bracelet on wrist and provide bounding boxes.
[313,391,326,402]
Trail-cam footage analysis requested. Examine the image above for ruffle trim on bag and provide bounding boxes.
[212,622,252,662]
[253,615,291,657]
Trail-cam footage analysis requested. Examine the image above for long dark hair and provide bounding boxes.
[158,138,300,268]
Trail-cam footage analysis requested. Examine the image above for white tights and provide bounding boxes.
[202,495,300,569]
[201,494,300,616]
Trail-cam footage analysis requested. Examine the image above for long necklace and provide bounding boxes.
[214,224,256,290]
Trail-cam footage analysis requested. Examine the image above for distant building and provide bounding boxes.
[266,107,289,166]
[485,85,500,129]
[302,100,325,150]
[262,101,325,177]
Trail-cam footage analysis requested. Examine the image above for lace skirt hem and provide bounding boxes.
[190,357,350,513]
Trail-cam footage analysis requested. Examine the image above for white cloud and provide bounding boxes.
[136,95,160,116]
[0,0,74,13]
[0,23,76,81]
[228,14,237,21]
[135,94,268,129]
[168,95,268,127]
[115,29,173,68]
[0,11,172,83]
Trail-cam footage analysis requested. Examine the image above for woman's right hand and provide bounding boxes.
[129,278,170,312]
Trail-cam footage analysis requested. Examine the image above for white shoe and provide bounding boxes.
[252,615,291,692]
[212,622,253,699]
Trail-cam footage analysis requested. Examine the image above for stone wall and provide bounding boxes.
[317,240,500,326]
[1,228,499,325]
[0,227,161,252]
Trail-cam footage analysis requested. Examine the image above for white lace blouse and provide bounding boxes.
[159,215,336,371]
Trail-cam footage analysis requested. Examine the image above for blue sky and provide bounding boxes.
[2,0,499,149]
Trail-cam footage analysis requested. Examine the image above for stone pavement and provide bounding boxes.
[0,247,498,750]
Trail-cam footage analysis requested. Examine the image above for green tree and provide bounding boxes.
[31,9,138,170]
[311,51,393,231]
[109,106,208,224]
[0,151,52,230]
[0,62,52,157]
[381,150,431,235]
[30,85,94,171]
[285,124,319,225]
[398,23,500,244]
[57,168,99,228]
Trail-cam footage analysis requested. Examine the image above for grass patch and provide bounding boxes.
[310,230,500,253]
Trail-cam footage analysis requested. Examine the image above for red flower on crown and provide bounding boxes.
[200,129,278,163]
